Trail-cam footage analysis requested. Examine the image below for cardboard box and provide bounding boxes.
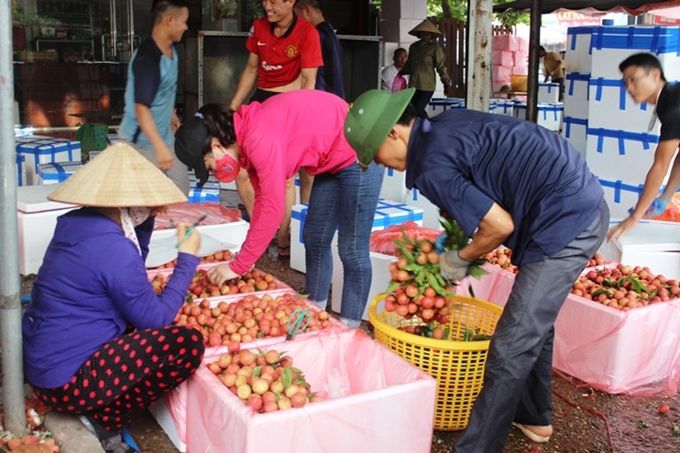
[17,184,77,274]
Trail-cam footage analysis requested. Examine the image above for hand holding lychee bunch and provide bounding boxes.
[208,349,321,413]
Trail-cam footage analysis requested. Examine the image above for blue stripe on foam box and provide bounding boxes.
[590,26,680,55]
[589,78,651,111]
[598,178,643,204]
[565,72,590,97]
[16,154,25,186]
[539,83,559,93]
[586,128,659,155]
[291,200,422,243]
[563,117,588,139]
[37,161,82,181]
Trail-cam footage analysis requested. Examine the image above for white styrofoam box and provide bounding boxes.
[493,34,519,52]
[331,250,396,320]
[566,26,596,74]
[492,99,514,116]
[36,161,82,185]
[562,116,588,157]
[599,220,680,280]
[564,72,590,120]
[587,78,659,132]
[514,102,564,132]
[488,101,497,114]
[589,26,680,80]
[585,127,661,182]
[17,184,78,274]
[187,174,220,203]
[538,103,563,132]
[150,220,250,254]
[148,399,186,452]
[538,83,560,104]
[492,50,513,67]
[15,135,82,186]
[406,187,442,230]
[427,97,465,117]
[598,178,643,220]
[219,180,237,191]
[16,154,25,186]
[380,167,408,203]
[290,200,424,273]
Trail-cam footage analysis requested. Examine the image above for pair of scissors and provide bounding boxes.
[286,308,312,340]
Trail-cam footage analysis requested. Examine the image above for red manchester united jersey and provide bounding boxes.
[246,16,323,89]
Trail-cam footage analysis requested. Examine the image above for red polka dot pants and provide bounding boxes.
[34,326,205,432]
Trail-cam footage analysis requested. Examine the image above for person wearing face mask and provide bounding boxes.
[174,90,384,327]
[22,143,204,453]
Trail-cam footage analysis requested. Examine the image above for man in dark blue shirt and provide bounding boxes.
[345,88,609,452]
[295,0,345,98]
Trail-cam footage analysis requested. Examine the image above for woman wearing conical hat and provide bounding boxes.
[22,143,204,453]
[399,18,451,118]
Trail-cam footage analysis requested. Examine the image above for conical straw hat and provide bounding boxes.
[409,19,443,37]
[48,142,187,207]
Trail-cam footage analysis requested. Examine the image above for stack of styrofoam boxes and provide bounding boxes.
[427,97,465,117]
[15,135,82,186]
[513,102,564,132]
[563,25,680,219]
[492,99,515,117]
[17,184,78,274]
[187,173,221,203]
[405,187,442,230]
[380,167,408,203]
[290,199,423,273]
[36,162,83,184]
[492,35,528,92]
[538,82,560,103]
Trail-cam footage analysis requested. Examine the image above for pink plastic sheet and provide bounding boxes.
[185,329,436,453]
[369,221,441,256]
[162,293,346,445]
[553,294,680,396]
[154,203,241,230]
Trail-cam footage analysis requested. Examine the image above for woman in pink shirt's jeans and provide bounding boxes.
[175,90,384,326]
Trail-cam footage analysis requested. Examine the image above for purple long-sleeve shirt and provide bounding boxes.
[23,208,199,389]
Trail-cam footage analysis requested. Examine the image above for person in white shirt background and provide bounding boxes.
[381,48,408,92]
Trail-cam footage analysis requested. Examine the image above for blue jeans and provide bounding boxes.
[303,162,383,321]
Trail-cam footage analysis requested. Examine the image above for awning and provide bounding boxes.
[494,0,680,15]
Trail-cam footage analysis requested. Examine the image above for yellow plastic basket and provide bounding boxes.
[368,294,503,431]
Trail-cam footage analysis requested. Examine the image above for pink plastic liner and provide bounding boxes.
[185,329,436,453]
[154,203,241,230]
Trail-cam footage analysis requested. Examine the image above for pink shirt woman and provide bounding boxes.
[175,90,383,325]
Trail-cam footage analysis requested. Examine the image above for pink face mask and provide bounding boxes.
[213,151,240,183]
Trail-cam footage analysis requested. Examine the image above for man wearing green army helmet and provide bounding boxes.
[345,89,609,452]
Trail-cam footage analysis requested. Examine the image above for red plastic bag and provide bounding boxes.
[370,222,441,256]
[391,74,407,92]
[154,202,241,230]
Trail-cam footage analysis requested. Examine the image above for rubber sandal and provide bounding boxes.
[121,427,140,452]
[512,422,552,443]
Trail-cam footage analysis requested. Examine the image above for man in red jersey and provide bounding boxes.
[229,0,323,258]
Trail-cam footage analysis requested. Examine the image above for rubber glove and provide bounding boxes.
[435,233,447,254]
[648,198,668,217]
[439,251,471,282]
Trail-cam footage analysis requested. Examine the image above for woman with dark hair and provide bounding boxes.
[174,90,383,327]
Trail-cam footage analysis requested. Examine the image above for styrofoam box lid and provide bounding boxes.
[17,184,76,213]
[614,220,680,252]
